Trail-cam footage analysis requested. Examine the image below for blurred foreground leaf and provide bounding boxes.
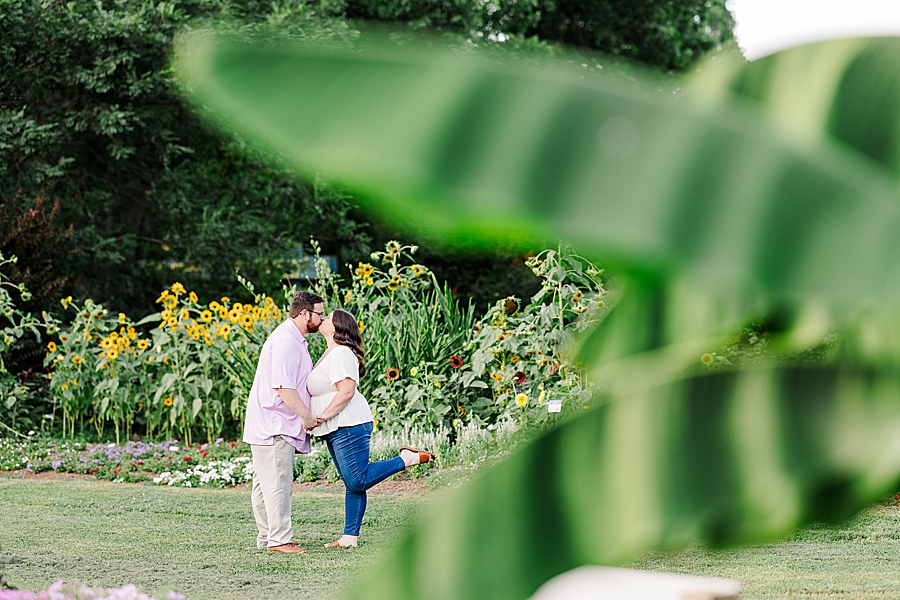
[175,34,900,316]
[350,362,900,600]
[174,31,900,600]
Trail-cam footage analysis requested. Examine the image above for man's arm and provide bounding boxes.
[276,387,317,431]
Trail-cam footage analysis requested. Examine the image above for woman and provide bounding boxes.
[309,308,434,548]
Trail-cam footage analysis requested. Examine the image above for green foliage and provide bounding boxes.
[343,0,733,71]
[0,0,370,314]
[175,30,900,600]
[0,253,54,434]
[308,240,607,433]
[0,238,604,441]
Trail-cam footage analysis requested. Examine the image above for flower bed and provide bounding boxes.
[0,579,183,600]
[0,420,523,488]
[0,437,253,486]
[2,241,607,443]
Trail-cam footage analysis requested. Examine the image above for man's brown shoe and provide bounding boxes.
[268,542,307,553]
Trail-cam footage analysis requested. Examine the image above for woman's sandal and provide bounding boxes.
[400,446,435,465]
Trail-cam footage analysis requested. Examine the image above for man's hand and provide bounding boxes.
[276,387,317,431]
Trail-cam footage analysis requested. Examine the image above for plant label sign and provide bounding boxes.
[548,400,562,413]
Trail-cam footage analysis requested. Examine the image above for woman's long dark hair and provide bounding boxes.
[331,309,366,378]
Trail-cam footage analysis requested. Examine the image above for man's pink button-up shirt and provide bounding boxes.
[242,319,312,453]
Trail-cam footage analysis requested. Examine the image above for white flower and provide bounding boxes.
[168,445,179,452]
[28,431,35,436]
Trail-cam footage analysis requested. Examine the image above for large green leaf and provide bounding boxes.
[690,38,900,181]
[175,34,900,317]
[172,31,900,599]
[350,362,900,600]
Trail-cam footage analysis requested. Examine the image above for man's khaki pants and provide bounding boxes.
[251,437,295,548]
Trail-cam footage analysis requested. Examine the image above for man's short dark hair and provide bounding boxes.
[289,291,324,318]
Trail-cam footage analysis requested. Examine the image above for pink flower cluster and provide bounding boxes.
[0,579,183,600]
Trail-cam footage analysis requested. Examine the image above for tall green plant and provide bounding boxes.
[174,31,900,599]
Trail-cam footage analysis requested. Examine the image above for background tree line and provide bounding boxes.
[0,0,734,322]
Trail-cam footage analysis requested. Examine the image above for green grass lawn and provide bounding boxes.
[628,502,900,599]
[0,477,427,600]
[3,476,900,600]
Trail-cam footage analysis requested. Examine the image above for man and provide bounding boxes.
[243,290,324,553]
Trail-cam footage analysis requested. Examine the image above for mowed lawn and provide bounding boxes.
[4,476,900,599]
[0,476,427,600]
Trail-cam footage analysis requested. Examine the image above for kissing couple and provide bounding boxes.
[243,290,434,553]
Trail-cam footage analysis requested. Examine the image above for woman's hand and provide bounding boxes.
[318,378,356,422]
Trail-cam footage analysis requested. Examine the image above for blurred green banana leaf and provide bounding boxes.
[175,34,900,316]
[173,31,900,600]
[689,38,900,181]
[348,362,900,600]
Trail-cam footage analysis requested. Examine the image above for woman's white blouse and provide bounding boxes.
[307,345,373,436]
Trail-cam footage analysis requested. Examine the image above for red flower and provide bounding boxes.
[230,442,235,447]
[386,367,400,381]
[183,456,192,462]
[89,468,99,474]
[136,460,143,465]
[113,470,120,475]
[514,371,526,384]
[450,355,463,369]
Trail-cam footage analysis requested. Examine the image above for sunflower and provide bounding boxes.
[240,314,253,329]
[386,367,400,381]
[163,295,177,309]
[515,393,528,408]
[490,372,503,383]
[128,327,137,340]
[387,281,399,291]
[571,290,582,303]
[510,355,520,363]
[219,308,228,320]
[189,291,198,303]
[107,348,119,360]
[178,308,189,321]
[209,301,221,312]
[100,338,113,350]
[450,355,463,369]
[200,310,213,322]
[72,355,83,365]
[514,371,526,384]
[217,324,231,339]
[47,341,57,353]
[228,309,240,323]
[171,282,186,296]
[167,317,177,328]
[118,313,127,324]
[164,396,174,407]
[137,340,149,350]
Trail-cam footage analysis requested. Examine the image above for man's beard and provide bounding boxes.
[306,318,319,333]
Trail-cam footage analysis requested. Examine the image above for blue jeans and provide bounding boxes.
[322,422,406,536]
